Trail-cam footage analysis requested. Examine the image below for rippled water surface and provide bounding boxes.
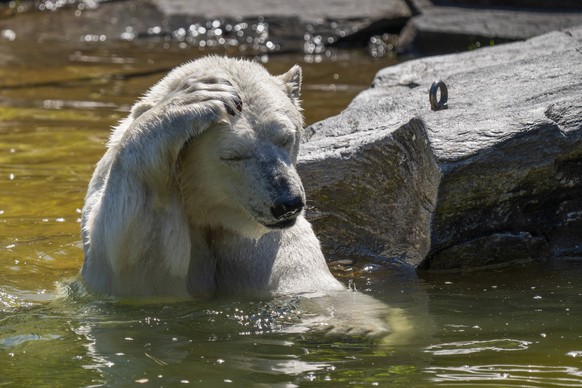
[2,38,582,386]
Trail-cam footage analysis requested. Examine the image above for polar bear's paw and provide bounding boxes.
[299,301,413,345]
[318,313,391,338]
[277,291,394,339]
[132,75,243,126]
[169,75,243,116]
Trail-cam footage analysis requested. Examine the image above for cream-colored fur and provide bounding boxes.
[81,56,345,297]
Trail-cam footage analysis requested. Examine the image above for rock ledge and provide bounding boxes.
[299,26,582,270]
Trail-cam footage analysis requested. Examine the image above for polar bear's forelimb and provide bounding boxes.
[82,77,242,295]
[115,78,242,184]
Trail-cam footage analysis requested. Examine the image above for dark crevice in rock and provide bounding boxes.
[329,17,410,48]
[420,230,550,271]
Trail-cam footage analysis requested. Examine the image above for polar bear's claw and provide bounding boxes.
[165,75,242,117]
[224,94,243,116]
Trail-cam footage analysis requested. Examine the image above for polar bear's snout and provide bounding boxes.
[259,153,306,229]
[271,196,304,221]
[269,195,304,228]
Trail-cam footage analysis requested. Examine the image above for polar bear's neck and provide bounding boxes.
[187,224,282,295]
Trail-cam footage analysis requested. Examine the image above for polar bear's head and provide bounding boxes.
[178,59,307,238]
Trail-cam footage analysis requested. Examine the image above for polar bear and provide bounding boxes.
[81,56,348,298]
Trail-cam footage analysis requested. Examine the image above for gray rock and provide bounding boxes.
[429,0,582,9]
[152,0,412,49]
[298,26,582,270]
[0,0,411,53]
[151,0,410,21]
[399,5,582,54]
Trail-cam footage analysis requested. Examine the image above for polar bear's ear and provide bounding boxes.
[277,65,302,106]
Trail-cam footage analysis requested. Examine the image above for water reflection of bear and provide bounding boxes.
[80,56,413,342]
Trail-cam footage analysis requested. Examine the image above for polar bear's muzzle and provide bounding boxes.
[266,195,304,229]
[243,152,306,230]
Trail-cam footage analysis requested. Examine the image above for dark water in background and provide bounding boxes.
[1,37,582,386]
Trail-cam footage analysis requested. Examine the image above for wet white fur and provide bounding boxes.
[81,56,344,297]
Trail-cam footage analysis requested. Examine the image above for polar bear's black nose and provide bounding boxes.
[270,197,304,220]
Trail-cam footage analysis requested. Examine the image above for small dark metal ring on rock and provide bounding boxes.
[429,80,448,111]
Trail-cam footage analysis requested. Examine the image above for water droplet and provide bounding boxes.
[2,29,16,41]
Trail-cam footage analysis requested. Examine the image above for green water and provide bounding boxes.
[1,39,582,387]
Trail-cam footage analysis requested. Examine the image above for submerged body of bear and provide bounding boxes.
[81,56,345,297]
